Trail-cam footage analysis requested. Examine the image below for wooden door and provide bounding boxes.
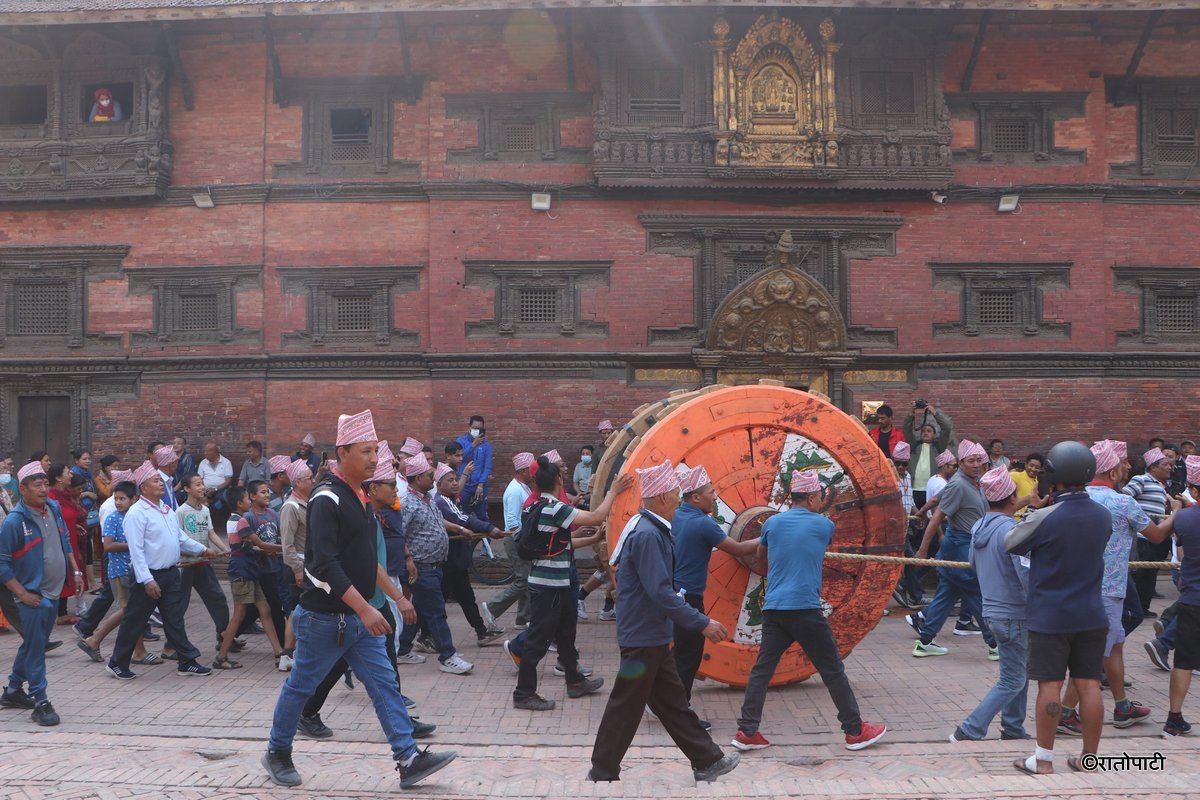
[18,396,71,463]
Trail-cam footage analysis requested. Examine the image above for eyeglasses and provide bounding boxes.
[894,461,909,467]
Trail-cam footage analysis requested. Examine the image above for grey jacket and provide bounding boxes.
[970,511,1029,620]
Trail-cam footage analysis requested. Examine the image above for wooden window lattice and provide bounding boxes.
[977,290,1018,326]
[1153,107,1198,166]
[502,123,537,152]
[13,282,70,334]
[1156,295,1195,333]
[991,120,1032,152]
[177,293,219,332]
[735,260,766,285]
[329,108,373,162]
[517,288,559,324]
[860,72,916,116]
[628,68,683,113]
[333,294,374,332]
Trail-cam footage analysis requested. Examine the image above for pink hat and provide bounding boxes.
[434,463,454,484]
[404,451,432,478]
[958,439,987,462]
[302,433,316,447]
[153,445,178,468]
[1143,447,1167,468]
[598,419,614,432]
[543,449,563,465]
[398,437,423,457]
[1090,441,1120,474]
[1111,440,1128,460]
[1186,455,1200,486]
[109,469,134,485]
[936,448,956,468]
[892,442,911,461]
[285,459,311,483]
[513,452,535,472]
[335,410,378,447]
[268,455,291,475]
[16,461,47,483]
[637,460,681,498]
[980,466,1017,502]
[369,441,396,483]
[132,460,159,487]
[791,470,822,494]
[327,459,338,471]
[678,465,711,494]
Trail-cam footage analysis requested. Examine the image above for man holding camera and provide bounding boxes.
[456,415,492,523]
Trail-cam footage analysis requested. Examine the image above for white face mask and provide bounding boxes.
[581,455,592,465]
[0,473,11,486]
[469,428,481,438]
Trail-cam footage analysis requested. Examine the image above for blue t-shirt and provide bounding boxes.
[760,507,834,611]
[672,501,727,596]
[1174,505,1200,606]
[102,509,130,579]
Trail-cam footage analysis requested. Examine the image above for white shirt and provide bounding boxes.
[926,474,949,500]
[502,478,533,530]
[123,496,206,583]
[99,494,118,527]
[197,455,233,490]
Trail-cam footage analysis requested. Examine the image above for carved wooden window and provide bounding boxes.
[991,120,1031,153]
[1112,79,1200,179]
[627,68,684,117]
[445,93,591,164]
[333,293,375,332]
[1155,295,1196,333]
[948,93,1086,165]
[463,261,611,339]
[501,121,538,153]
[278,266,421,349]
[930,262,1071,340]
[126,265,260,346]
[1115,268,1200,345]
[0,84,48,128]
[328,107,374,163]
[852,63,921,129]
[1152,107,1198,167]
[12,280,70,335]
[176,292,219,332]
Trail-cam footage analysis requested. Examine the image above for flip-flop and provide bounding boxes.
[1067,755,1091,772]
[133,652,163,665]
[75,639,103,662]
[1013,757,1043,775]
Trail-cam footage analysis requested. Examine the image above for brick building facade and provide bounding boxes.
[1,0,1199,491]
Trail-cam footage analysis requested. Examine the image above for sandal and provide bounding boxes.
[76,639,104,663]
[1067,755,1093,773]
[1013,757,1045,775]
[57,615,80,626]
[213,655,242,670]
[132,652,163,665]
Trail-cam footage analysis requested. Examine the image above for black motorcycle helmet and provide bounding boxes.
[1043,441,1096,487]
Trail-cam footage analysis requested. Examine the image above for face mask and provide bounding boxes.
[581,455,592,465]
[469,428,481,438]
[0,473,11,486]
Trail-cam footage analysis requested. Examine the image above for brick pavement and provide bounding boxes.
[0,581,1196,799]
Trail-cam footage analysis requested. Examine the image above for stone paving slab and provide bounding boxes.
[0,581,1194,799]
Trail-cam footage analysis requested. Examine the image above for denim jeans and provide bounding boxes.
[269,606,416,761]
[918,529,995,648]
[396,563,456,662]
[8,597,56,703]
[958,617,1029,739]
[1160,615,1178,650]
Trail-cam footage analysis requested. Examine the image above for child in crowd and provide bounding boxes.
[214,487,283,669]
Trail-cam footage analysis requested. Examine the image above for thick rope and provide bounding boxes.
[824,551,1179,571]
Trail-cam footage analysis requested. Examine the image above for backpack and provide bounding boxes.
[514,497,555,561]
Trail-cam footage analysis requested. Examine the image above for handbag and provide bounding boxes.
[86,509,100,527]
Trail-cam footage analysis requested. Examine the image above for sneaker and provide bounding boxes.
[141,630,160,642]
[403,694,417,709]
[846,721,887,751]
[645,705,658,720]
[480,602,498,629]
[598,608,617,621]
[948,725,970,742]
[567,676,605,698]
[548,642,558,652]
[553,662,595,677]
[105,663,137,681]
[513,693,556,711]
[954,620,983,636]
[177,660,213,677]
[476,628,505,647]
[904,614,923,637]
[693,753,740,782]
[149,612,163,628]
[262,749,302,787]
[31,700,60,726]
[413,635,437,654]
[438,654,474,675]
[1145,639,1171,672]
[731,730,771,751]
[396,748,457,789]
[1144,610,1158,619]
[987,646,1000,661]
[277,654,294,672]
[585,768,618,782]
[1100,675,1133,689]
[912,641,948,657]
[1162,716,1193,738]
[1113,700,1151,728]
[297,713,333,739]
[45,640,63,652]
[502,639,521,669]
[577,599,589,621]
[396,651,427,665]
[698,718,712,731]
[1000,730,1033,740]
[71,621,88,640]
[1057,709,1083,736]
[412,720,437,739]
[0,687,35,709]
[1153,619,1166,637]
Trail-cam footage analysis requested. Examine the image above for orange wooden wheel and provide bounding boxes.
[604,384,904,688]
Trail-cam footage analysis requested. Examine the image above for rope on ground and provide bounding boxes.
[823,551,1180,571]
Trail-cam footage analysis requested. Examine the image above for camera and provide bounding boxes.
[914,399,928,409]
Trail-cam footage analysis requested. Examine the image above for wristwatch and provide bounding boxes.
[73,571,83,576]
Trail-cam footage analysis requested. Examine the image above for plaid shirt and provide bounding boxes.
[898,471,914,515]
[400,487,448,564]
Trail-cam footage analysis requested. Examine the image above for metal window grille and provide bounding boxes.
[333,294,373,332]
[1153,107,1198,166]
[991,120,1032,152]
[502,123,537,152]
[1156,295,1195,333]
[977,291,1017,326]
[177,292,219,332]
[859,72,915,115]
[13,282,69,334]
[628,68,683,113]
[517,289,558,324]
[329,108,372,162]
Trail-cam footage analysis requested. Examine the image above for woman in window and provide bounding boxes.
[88,88,125,123]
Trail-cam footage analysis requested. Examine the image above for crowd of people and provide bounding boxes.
[1,399,1197,787]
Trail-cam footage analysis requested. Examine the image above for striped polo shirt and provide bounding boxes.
[1123,473,1169,541]
[527,495,578,589]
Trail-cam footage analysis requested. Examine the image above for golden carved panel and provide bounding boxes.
[844,369,910,384]
[632,368,703,384]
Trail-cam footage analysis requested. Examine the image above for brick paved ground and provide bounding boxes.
[1,579,1195,799]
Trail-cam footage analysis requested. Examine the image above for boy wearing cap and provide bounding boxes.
[0,461,81,725]
[732,470,887,753]
[950,466,1030,742]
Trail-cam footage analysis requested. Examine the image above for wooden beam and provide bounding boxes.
[263,13,287,106]
[161,22,194,111]
[564,9,576,92]
[960,11,992,93]
[1123,10,1165,88]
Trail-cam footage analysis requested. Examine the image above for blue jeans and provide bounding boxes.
[918,529,995,648]
[1160,615,1178,650]
[8,597,56,703]
[396,563,456,662]
[268,606,416,760]
[958,617,1028,739]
